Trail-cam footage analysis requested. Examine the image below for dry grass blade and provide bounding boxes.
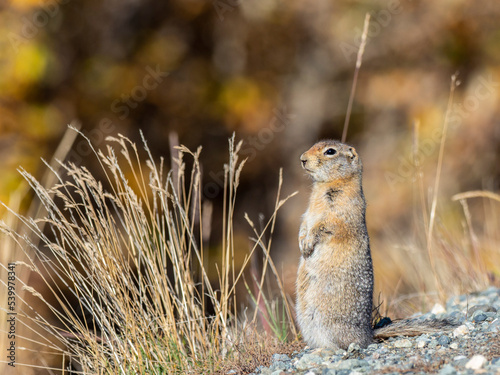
[452,190,500,203]
[426,73,459,298]
[342,13,370,143]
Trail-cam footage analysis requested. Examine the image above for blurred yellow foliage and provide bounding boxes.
[21,105,63,139]
[218,77,276,132]
[8,0,40,11]
[1,43,48,98]
[137,32,188,70]
[219,78,260,116]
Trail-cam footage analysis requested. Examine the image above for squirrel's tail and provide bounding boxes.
[374,318,458,340]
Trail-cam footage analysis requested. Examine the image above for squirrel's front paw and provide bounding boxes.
[299,237,316,258]
[299,225,325,258]
[299,225,332,258]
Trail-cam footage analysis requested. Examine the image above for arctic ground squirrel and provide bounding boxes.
[296,139,455,350]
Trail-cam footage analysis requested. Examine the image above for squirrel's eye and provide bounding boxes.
[324,148,337,156]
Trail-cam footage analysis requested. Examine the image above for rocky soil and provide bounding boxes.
[251,287,500,375]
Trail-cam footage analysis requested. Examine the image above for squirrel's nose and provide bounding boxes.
[300,152,307,168]
[300,154,307,168]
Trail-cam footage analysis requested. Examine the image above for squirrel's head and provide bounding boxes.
[300,140,362,183]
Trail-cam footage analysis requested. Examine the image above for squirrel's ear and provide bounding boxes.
[347,147,358,160]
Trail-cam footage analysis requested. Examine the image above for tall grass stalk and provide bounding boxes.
[341,12,370,143]
[426,74,459,298]
[0,130,297,374]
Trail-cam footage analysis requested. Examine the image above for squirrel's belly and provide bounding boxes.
[296,249,373,350]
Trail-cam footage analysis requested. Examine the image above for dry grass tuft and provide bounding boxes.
[0,129,298,374]
[216,328,305,375]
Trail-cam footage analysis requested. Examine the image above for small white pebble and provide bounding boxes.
[394,338,413,348]
[465,321,475,330]
[347,342,361,352]
[449,342,458,349]
[465,355,487,370]
[453,324,469,337]
[417,340,427,348]
[431,303,446,314]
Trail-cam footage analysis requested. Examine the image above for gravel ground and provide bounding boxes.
[251,287,500,375]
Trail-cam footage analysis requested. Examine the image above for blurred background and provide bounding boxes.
[1,0,500,371]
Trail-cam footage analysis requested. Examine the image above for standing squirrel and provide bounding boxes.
[296,140,454,350]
